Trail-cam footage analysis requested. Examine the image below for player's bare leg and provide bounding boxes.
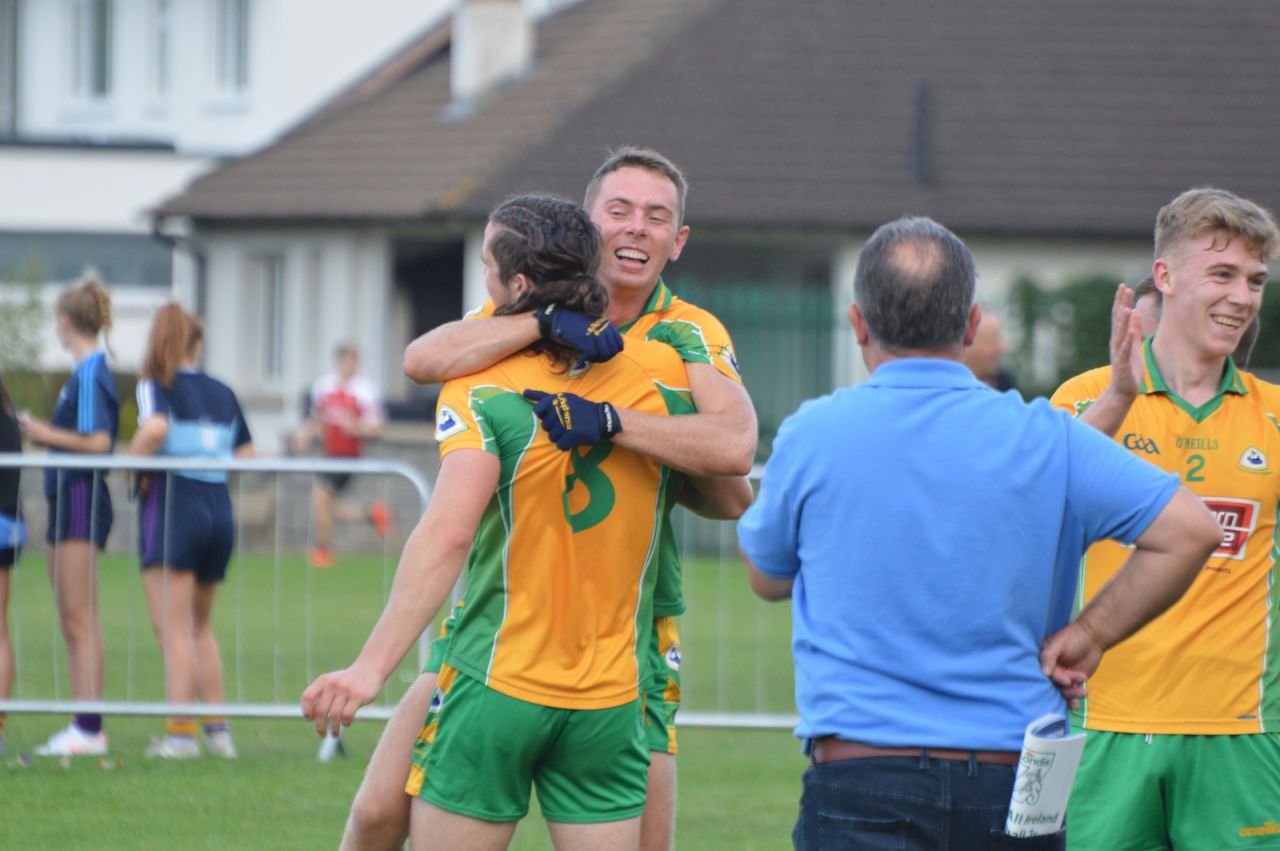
[410,799,518,851]
[341,671,439,851]
[312,482,336,566]
[49,542,104,702]
[547,817,642,851]
[641,753,676,851]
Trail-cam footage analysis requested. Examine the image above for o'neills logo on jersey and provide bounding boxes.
[1202,497,1260,561]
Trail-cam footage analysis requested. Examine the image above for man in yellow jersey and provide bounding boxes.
[1051,187,1280,850]
[336,148,755,851]
[305,195,703,850]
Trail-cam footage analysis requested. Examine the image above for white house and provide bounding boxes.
[0,0,454,373]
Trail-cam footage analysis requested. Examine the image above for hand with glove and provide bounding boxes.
[523,389,623,450]
[534,304,623,363]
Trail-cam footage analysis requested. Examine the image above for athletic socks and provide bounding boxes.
[74,713,102,735]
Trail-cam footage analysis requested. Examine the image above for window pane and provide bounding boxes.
[91,0,111,96]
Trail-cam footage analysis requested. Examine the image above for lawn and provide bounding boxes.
[2,540,803,849]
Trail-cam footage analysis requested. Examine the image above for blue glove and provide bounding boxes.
[534,304,623,363]
[523,389,622,450]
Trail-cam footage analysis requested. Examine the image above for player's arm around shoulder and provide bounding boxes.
[302,448,497,735]
[612,359,758,476]
[403,307,541,385]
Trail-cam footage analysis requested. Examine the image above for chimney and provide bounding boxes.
[452,0,534,102]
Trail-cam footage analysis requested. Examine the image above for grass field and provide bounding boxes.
[2,545,803,849]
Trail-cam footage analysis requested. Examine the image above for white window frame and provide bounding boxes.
[67,0,113,103]
[146,0,173,106]
[211,0,250,98]
[252,253,285,387]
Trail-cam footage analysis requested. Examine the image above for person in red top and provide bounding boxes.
[292,344,390,568]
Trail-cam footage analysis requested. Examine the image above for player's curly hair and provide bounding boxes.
[489,194,609,368]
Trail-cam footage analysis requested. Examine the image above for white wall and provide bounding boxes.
[0,145,210,232]
[17,0,453,156]
[198,228,393,449]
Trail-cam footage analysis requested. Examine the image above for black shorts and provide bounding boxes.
[0,547,17,569]
[45,476,113,548]
[138,475,235,584]
[320,472,352,493]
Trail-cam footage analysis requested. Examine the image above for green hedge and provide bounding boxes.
[6,368,140,444]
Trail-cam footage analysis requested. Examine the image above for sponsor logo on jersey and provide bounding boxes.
[1122,433,1160,455]
[1202,497,1260,561]
[434,405,468,441]
[665,643,682,671]
[1176,436,1219,451]
[719,345,742,377]
[1238,446,1270,473]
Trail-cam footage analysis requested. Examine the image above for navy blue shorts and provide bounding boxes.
[138,474,235,584]
[0,547,17,568]
[45,476,114,548]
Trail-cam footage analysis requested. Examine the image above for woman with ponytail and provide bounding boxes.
[19,274,119,757]
[131,304,253,759]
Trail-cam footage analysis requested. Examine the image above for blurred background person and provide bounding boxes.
[131,305,253,759]
[292,344,389,569]
[0,370,24,756]
[962,305,1018,391]
[18,276,119,757]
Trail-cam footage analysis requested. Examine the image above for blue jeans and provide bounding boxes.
[793,752,1066,850]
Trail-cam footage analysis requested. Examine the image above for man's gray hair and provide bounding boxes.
[853,216,976,352]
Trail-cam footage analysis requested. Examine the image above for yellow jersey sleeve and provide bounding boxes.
[1050,366,1111,417]
[462,299,496,321]
[434,376,498,458]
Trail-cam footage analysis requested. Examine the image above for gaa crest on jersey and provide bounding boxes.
[1238,446,1270,473]
[434,405,468,441]
[568,359,591,377]
[665,643,682,671]
[1202,497,1260,560]
[429,687,445,714]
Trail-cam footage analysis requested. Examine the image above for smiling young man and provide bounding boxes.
[1051,187,1280,850]
[336,150,755,851]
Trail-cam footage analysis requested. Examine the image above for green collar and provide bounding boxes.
[616,278,674,333]
[1140,335,1246,422]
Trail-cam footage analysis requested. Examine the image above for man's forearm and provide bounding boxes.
[403,314,540,384]
[352,518,471,681]
[1077,489,1220,650]
[677,475,754,519]
[613,409,755,476]
[1078,386,1138,438]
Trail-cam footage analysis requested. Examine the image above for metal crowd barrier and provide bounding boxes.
[0,455,799,731]
[0,452,430,722]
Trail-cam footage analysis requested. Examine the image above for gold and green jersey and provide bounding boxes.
[469,280,743,618]
[1051,339,1280,734]
[434,340,691,710]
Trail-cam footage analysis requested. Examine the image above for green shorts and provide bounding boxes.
[422,605,460,674]
[406,664,650,824]
[643,615,682,755]
[1068,730,1280,850]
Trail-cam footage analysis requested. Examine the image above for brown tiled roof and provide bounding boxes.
[161,0,1280,236]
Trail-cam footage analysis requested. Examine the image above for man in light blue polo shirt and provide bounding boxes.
[737,216,1222,851]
